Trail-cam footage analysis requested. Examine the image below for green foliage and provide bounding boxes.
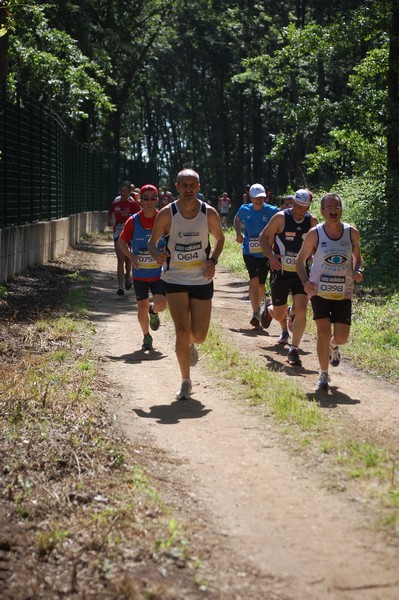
[7,1,115,127]
[327,176,390,272]
[3,0,396,211]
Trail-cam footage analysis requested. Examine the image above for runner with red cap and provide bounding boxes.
[118,184,167,351]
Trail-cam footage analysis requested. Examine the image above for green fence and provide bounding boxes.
[0,87,158,229]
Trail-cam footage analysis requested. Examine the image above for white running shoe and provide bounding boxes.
[176,379,192,400]
[317,372,330,390]
[189,343,199,366]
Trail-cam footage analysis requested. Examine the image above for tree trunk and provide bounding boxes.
[0,4,9,86]
[386,0,399,251]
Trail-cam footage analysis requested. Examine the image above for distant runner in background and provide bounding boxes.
[234,183,286,334]
[159,185,174,209]
[218,191,232,229]
[279,195,295,210]
[107,180,140,295]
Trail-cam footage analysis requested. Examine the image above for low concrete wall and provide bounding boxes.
[0,211,108,283]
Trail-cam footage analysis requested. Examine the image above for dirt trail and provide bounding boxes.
[80,238,399,600]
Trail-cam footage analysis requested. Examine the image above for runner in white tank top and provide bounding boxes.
[162,200,211,286]
[296,193,363,390]
[148,169,225,400]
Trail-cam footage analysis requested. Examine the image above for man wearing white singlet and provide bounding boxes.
[296,193,363,390]
[148,169,225,400]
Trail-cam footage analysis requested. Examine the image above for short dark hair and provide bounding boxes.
[321,193,342,209]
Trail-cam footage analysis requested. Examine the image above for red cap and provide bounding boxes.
[140,184,158,196]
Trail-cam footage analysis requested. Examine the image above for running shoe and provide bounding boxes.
[125,278,132,290]
[117,286,125,296]
[260,303,272,329]
[250,309,261,327]
[287,306,295,332]
[149,303,160,331]
[176,379,192,400]
[287,347,302,366]
[189,343,199,366]
[317,372,330,390]
[142,333,153,351]
[278,330,290,345]
[329,344,341,367]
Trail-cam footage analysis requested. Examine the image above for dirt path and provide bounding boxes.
[80,238,399,600]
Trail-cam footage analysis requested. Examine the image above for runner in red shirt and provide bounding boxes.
[107,180,140,295]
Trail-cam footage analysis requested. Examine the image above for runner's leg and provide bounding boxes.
[290,293,308,348]
[331,322,350,346]
[152,293,167,314]
[189,298,212,344]
[314,317,332,372]
[137,298,150,335]
[166,292,191,380]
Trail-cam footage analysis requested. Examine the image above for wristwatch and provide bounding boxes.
[209,257,218,265]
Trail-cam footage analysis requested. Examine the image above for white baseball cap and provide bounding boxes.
[249,183,266,199]
[294,189,312,205]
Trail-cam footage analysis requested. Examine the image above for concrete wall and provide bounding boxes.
[0,211,108,283]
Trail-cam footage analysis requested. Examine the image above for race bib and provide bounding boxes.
[281,251,297,272]
[318,275,346,300]
[249,236,261,254]
[137,249,158,269]
[173,242,203,269]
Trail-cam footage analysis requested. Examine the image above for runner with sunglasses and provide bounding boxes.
[118,184,167,351]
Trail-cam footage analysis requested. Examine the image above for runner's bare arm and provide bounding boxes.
[233,214,244,243]
[117,236,133,260]
[259,212,284,269]
[204,208,225,280]
[147,208,171,265]
[350,227,364,283]
[296,228,318,293]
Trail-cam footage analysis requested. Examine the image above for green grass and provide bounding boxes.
[201,320,399,529]
[202,325,325,432]
[1,264,206,596]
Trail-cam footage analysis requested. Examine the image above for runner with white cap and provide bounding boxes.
[233,184,280,329]
[258,189,318,365]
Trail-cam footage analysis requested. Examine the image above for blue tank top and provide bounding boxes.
[132,213,163,281]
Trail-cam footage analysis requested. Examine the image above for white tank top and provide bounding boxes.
[162,201,211,285]
[309,223,354,300]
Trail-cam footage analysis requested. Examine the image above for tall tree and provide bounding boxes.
[386,0,399,243]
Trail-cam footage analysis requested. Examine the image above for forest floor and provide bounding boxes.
[1,235,399,600]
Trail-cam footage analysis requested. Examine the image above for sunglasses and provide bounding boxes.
[141,196,157,201]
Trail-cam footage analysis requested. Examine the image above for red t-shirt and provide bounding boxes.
[108,198,140,238]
